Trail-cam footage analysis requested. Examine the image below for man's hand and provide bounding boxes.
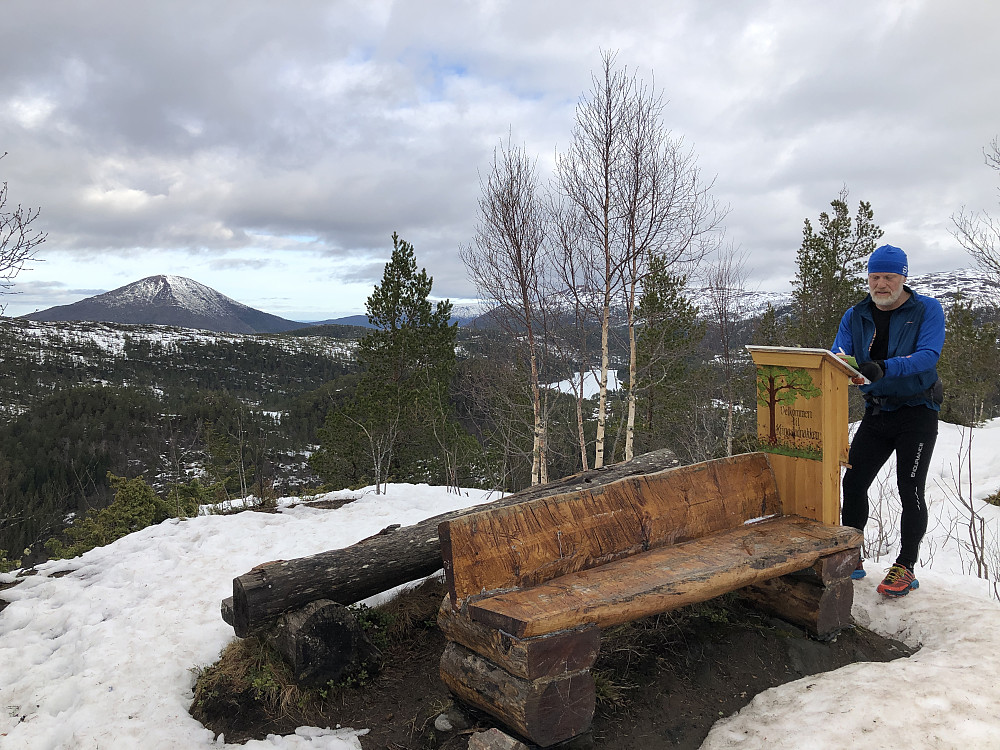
[835,352,858,369]
[859,360,884,383]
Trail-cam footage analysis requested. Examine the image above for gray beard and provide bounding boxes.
[872,286,905,309]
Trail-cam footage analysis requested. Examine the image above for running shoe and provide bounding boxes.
[851,559,866,580]
[876,563,919,597]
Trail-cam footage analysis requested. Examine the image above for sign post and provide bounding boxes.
[745,346,858,525]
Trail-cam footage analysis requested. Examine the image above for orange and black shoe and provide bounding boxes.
[876,563,919,597]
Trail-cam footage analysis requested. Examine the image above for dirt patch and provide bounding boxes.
[0,577,26,614]
[296,495,362,511]
[586,597,911,749]
[192,578,913,749]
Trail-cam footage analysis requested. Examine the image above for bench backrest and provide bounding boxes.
[439,452,782,607]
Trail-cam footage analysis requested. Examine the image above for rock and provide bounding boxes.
[466,727,530,750]
[434,713,453,732]
[434,706,472,733]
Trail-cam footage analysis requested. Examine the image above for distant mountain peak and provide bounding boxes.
[22,275,303,334]
[97,275,253,316]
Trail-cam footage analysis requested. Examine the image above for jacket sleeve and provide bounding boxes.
[831,308,855,355]
[885,296,945,378]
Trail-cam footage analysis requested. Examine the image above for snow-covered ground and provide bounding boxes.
[549,368,621,398]
[2,421,1000,749]
[4,316,354,360]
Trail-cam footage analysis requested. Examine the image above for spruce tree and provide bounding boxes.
[633,256,709,461]
[312,233,461,492]
[937,296,1000,426]
[791,189,882,348]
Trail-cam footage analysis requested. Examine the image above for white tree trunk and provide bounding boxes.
[625,280,639,462]
[594,301,611,469]
[576,359,589,471]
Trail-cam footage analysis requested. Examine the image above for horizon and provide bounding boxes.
[3,265,985,325]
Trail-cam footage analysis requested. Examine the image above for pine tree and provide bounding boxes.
[791,189,882,348]
[633,256,709,460]
[937,296,1000,426]
[312,233,461,493]
[752,303,789,347]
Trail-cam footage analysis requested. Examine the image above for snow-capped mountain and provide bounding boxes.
[687,267,1000,318]
[22,275,305,334]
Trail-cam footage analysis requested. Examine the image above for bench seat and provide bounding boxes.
[469,515,862,638]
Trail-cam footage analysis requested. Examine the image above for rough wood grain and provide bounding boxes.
[744,575,855,638]
[440,453,782,607]
[468,516,862,638]
[439,641,595,747]
[785,547,860,586]
[437,596,599,680]
[229,448,681,636]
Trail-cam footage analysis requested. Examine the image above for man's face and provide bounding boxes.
[868,272,906,309]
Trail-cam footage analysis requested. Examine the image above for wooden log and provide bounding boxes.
[743,573,855,639]
[786,547,860,585]
[439,453,781,607]
[229,448,680,636]
[265,599,381,687]
[468,517,863,638]
[438,596,600,681]
[439,641,595,747]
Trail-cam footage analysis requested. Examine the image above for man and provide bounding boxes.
[832,244,945,597]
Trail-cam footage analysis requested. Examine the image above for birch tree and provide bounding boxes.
[555,52,628,469]
[462,138,552,485]
[556,52,723,465]
[952,137,1000,297]
[702,243,754,455]
[549,195,597,471]
[617,97,723,461]
[1,154,47,313]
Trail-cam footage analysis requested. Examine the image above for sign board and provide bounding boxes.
[745,346,857,525]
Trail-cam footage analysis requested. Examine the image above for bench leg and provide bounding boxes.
[440,640,596,747]
[438,598,600,746]
[438,597,600,681]
[743,548,860,639]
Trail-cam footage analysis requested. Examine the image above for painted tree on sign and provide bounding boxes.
[756,366,822,446]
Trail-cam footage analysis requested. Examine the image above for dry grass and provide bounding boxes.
[191,636,317,723]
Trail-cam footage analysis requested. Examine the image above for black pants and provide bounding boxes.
[842,405,938,569]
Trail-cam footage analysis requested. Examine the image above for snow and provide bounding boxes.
[97,275,254,316]
[2,422,1000,749]
[549,369,621,398]
[5,317,353,360]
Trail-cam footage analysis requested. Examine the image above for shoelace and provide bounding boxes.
[884,564,910,583]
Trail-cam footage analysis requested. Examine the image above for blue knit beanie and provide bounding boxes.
[868,244,908,276]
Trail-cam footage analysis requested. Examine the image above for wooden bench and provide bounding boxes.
[436,452,862,746]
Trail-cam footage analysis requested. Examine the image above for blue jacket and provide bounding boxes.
[831,287,945,411]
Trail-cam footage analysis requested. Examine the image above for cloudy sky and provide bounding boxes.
[2,0,998,321]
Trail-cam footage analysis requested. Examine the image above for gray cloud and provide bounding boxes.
[1,0,998,318]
